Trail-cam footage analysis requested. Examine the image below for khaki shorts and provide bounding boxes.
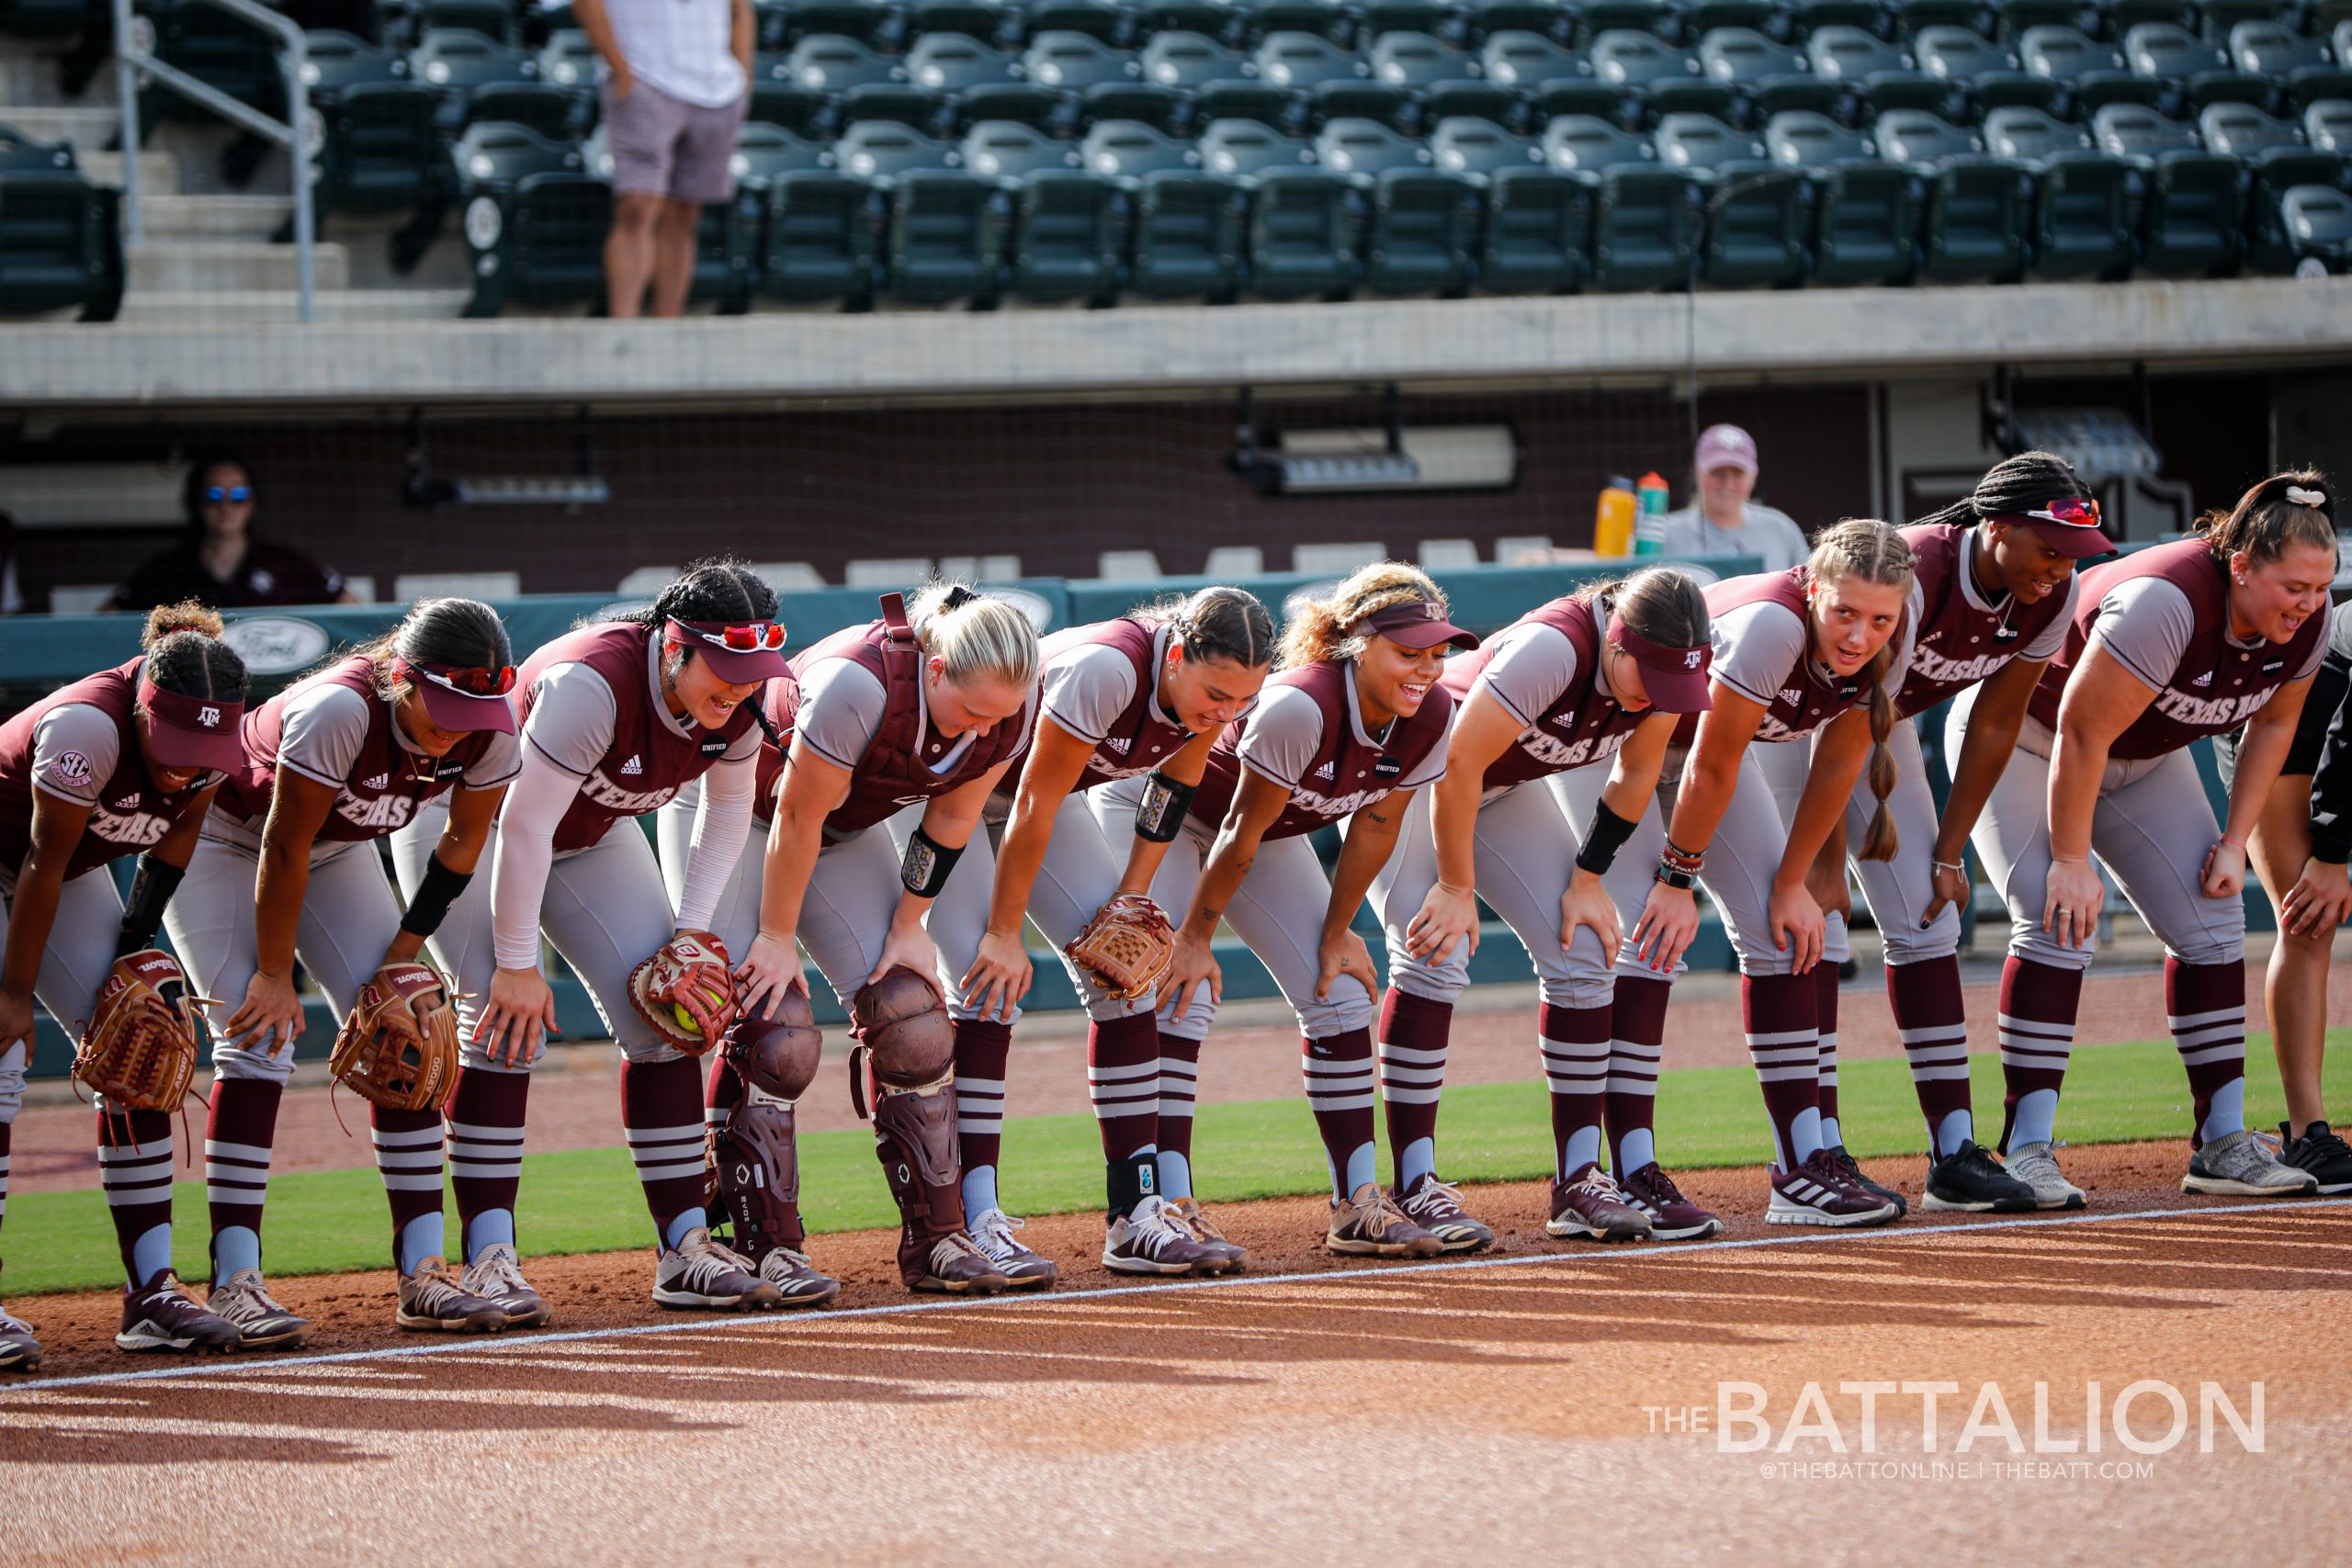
[602,76,746,204]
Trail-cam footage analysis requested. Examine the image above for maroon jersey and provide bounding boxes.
[1673,568,1889,748]
[1894,523,2072,718]
[2028,538,2326,761]
[1190,660,1453,842]
[220,657,499,842]
[761,597,1030,835]
[1442,596,1647,792]
[0,659,220,882]
[1031,616,1197,795]
[516,623,758,853]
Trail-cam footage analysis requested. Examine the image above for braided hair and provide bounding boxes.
[614,558,779,682]
[1129,584,1277,671]
[1806,521,1916,864]
[1909,450,2094,530]
[1571,567,1712,653]
[138,601,249,705]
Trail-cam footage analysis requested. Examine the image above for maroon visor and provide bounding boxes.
[1608,614,1714,714]
[1349,598,1479,652]
[137,675,245,773]
[397,660,520,735]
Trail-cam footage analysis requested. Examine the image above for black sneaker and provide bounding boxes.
[1922,1140,2039,1213]
[1823,1144,1908,1218]
[2281,1120,2352,1195]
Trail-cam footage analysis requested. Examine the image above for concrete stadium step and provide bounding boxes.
[74,148,182,191]
[128,240,349,291]
[114,288,469,323]
[0,51,119,109]
[139,193,293,239]
[0,102,118,150]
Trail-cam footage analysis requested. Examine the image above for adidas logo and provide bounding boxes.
[362,773,389,790]
[1105,737,1131,754]
[2190,671,2212,688]
[621,755,644,775]
[1313,761,1336,780]
[1780,688,1804,705]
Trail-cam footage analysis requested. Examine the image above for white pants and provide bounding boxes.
[0,869,123,1125]
[164,834,404,1083]
[1845,717,1959,965]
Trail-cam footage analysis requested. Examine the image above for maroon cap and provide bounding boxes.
[666,616,791,682]
[1350,598,1480,652]
[1999,497,2113,559]
[397,660,519,735]
[136,674,245,773]
[1609,613,1714,714]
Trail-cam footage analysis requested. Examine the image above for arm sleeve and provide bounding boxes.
[461,726,524,790]
[1234,685,1324,788]
[672,751,755,931]
[1474,623,1580,728]
[520,661,619,778]
[490,744,582,971]
[29,705,121,807]
[792,659,887,770]
[2019,575,2080,663]
[275,683,373,788]
[2086,577,2195,692]
[1711,601,1809,707]
[1037,645,1138,746]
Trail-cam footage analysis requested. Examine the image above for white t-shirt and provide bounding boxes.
[602,0,745,108]
[1655,502,1812,571]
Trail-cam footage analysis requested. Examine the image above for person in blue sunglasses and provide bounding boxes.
[103,455,361,614]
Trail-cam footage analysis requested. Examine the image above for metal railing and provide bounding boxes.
[110,0,315,321]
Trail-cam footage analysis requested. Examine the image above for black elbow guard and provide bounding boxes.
[116,853,186,957]
[400,853,475,938]
[1134,770,1195,843]
[1574,800,1639,876]
[901,826,963,897]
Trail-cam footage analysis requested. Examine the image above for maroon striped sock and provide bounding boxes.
[1088,1012,1160,1214]
[1301,1027,1377,1199]
[0,1121,11,1240]
[622,1056,709,1248]
[1887,955,1973,1155]
[445,1066,529,1258]
[1376,987,1452,1189]
[2165,956,2247,1146]
[1605,974,1671,1175]
[1810,961,1841,1134]
[370,1103,447,1274]
[204,1077,282,1282]
[952,1016,1013,1191]
[1742,974,1819,1171]
[97,1106,175,1285]
[1996,955,2081,1153]
[1154,1029,1203,1194]
[1541,1001,1610,1180]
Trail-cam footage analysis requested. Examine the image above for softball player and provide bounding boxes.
[1370,569,1720,1245]
[1657,520,1917,1227]
[2216,560,2352,1194]
[1966,472,2335,1204]
[922,587,1274,1277]
[0,604,248,1363]
[164,598,521,1344]
[1107,562,1476,1258]
[675,583,1043,1295]
[392,560,789,1325]
[1841,453,2109,1212]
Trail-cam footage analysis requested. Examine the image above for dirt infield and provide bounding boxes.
[5,1141,2347,1565]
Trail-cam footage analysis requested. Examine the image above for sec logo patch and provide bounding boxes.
[49,750,91,787]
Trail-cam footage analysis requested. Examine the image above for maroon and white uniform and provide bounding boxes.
[164,657,522,1082]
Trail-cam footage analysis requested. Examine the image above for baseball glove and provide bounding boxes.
[1063,893,1177,1003]
[74,950,209,1112]
[628,929,740,1055]
[330,961,461,1113]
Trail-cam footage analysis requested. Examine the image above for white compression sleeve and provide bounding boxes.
[673,752,756,934]
[491,746,581,972]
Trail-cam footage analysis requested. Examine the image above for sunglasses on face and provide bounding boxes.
[408,662,516,696]
[204,486,253,504]
[675,622,786,652]
[2024,497,2100,528]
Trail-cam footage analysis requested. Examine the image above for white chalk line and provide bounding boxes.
[10,1195,2348,1396]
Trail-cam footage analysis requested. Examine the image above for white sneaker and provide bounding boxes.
[1103,1195,1223,1276]
[652,1226,784,1311]
[2005,1141,2086,1211]
[2183,1128,2321,1197]
[967,1207,1058,1289]
[754,1246,842,1307]
[206,1269,312,1351]
[460,1243,553,1328]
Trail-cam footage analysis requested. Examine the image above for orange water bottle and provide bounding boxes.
[1593,476,1636,557]
[1633,470,1670,556]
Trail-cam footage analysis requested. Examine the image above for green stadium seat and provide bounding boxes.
[2198,0,2293,41]
[1912,24,2062,112]
[2199,98,2351,267]
[1990,0,2086,40]
[1890,0,1993,38]
[1685,0,1782,39]
[2227,20,2352,110]
[1362,0,1465,39]
[1591,28,1738,118]
[1806,24,1966,114]
[0,124,121,319]
[1082,117,1249,293]
[2122,23,2268,116]
[1138,0,1249,43]
[1376,30,1528,121]
[909,0,1023,43]
[1654,109,1811,280]
[834,120,1013,299]
[415,0,520,44]
[1783,0,1888,39]
[1146,26,1304,118]
[1028,26,1146,84]
[1315,115,1480,288]
[2279,179,2352,266]
[1484,28,1633,119]
[1765,107,1924,280]
[1574,0,1688,43]
[139,0,284,135]
[1199,115,1367,291]
[535,27,600,87]
[749,129,885,302]
[1542,110,1704,285]
[413,28,574,137]
[2310,96,2352,149]
[450,120,602,315]
[767,0,910,48]
[2087,0,2190,40]
[0,0,102,38]
[747,55,845,136]
[1430,112,1595,286]
[1873,105,2032,277]
[2017,23,2154,111]
[1083,79,1197,127]
[962,118,1129,296]
[1242,0,1367,43]
[2089,100,2244,273]
[1021,0,1139,42]
[1461,0,1574,41]
[909,28,1066,125]
[1698,27,1848,120]
[1255,29,1427,118]
[788,29,915,96]
[304,35,447,236]
[1982,102,2137,273]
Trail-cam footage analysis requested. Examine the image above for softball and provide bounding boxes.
[671,985,729,1037]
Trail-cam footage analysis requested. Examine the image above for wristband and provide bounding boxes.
[1655,860,1697,891]
[116,853,185,957]
[1134,769,1196,843]
[1575,800,1639,875]
[1932,860,1967,876]
[400,852,475,938]
[901,825,963,897]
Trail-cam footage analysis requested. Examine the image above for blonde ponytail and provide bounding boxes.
[909,581,1040,690]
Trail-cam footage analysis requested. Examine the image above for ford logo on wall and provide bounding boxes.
[221,615,332,675]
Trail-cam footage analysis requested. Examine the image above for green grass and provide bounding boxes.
[10,1032,2345,1296]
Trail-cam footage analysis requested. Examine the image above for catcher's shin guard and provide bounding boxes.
[710,1010,822,1261]
[851,967,993,1291]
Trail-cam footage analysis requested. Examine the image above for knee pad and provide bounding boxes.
[710,1097,802,1258]
[851,966,954,1099]
[727,992,820,1103]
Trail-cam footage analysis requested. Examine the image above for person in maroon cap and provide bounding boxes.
[1372,568,1720,1249]
[1101,562,1479,1259]
[0,603,249,1367]
[159,598,523,1348]
[1657,423,1813,572]
[387,560,790,1329]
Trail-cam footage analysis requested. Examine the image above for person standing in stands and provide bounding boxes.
[1655,424,1814,572]
[574,0,753,319]
[105,457,360,614]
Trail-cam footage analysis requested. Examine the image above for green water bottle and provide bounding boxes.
[1633,470,1670,556]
